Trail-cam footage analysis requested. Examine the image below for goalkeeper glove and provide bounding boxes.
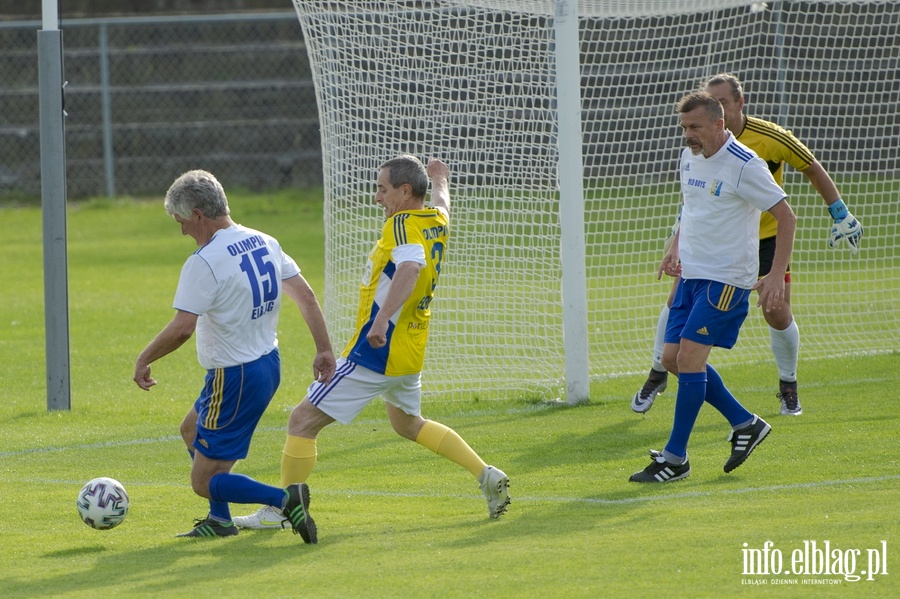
[827,199,863,255]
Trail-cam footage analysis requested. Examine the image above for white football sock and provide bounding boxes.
[769,319,800,383]
[651,304,670,372]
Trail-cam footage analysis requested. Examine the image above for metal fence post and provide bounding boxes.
[99,21,116,197]
[38,19,71,412]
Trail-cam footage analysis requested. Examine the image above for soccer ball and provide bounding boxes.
[76,477,129,530]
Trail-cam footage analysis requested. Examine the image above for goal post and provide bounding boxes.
[292,0,900,402]
[555,0,590,403]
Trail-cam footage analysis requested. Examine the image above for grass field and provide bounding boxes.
[1,192,898,598]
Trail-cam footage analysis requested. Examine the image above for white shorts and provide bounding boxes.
[306,357,422,424]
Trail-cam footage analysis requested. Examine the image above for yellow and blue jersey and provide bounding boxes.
[344,208,448,376]
[737,116,815,239]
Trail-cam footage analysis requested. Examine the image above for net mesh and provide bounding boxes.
[293,0,900,400]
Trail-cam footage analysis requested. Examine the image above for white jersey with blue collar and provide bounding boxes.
[678,133,787,289]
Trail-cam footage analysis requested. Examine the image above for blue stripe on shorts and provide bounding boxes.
[308,358,356,407]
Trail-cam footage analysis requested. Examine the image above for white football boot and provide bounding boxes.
[478,465,511,518]
[232,505,288,530]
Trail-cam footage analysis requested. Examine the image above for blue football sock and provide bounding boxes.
[208,500,232,523]
[185,449,235,522]
[209,473,286,508]
[704,364,752,427]
[185,448,234,522]
[663,371,707,461]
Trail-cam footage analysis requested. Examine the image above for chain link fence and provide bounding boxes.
[1,12,320,199]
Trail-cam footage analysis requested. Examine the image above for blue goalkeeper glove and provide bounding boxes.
[827,199,863,256]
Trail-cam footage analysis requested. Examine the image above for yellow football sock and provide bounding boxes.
[281,435,317,487]
[415,420,486,477]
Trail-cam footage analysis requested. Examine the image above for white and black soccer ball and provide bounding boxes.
[76,477,129,530]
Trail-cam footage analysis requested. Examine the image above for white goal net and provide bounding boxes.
[292,0,899,401]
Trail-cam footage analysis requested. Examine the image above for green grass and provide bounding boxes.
[0,193,898,598]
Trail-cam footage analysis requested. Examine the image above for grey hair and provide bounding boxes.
[379,155,428,199]
[164,170,230,219]
[676,91,725,121]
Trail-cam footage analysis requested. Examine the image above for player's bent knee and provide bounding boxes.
[288,398,332,438]
[188,468,213,498]
[661,354,677,374]
[763,304,793,330]
[180,410,198,448]
[389,412,426,441]
[191,480,211,499]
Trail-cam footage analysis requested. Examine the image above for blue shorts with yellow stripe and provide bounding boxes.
[664,279,750,350]
[192,348,280,461]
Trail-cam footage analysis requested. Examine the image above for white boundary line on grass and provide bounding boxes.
[6,434,900,504]
[308,475,900,504]
[15,474,900,505]
[0,435,186,457]
[531,474,900,505]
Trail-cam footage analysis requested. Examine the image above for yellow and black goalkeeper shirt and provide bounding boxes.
[737,116,816,239]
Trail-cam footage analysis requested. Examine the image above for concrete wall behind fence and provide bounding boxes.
[0,12,321,199]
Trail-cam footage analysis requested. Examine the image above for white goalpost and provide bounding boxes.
[292,0,900,402]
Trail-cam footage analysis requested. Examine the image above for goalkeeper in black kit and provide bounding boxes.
[631,73,862,417]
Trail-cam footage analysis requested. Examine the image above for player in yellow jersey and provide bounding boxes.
[234,155,510,533]
[631,73,862,417]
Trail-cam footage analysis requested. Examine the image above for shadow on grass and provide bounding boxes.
[16,530,303,597]
[44,545,110,558]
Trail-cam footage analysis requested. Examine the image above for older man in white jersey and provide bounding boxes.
[234,155,511,533]
[134,170,335,540]
[630,92,797,483]
[631,73,862,417]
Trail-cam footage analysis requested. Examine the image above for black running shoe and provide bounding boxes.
[631,369,669,414]
[176,517,239,538]
[777,380,802,416]
[629,450,690,483]
[724,416,771,473]
[283,483,317,544]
